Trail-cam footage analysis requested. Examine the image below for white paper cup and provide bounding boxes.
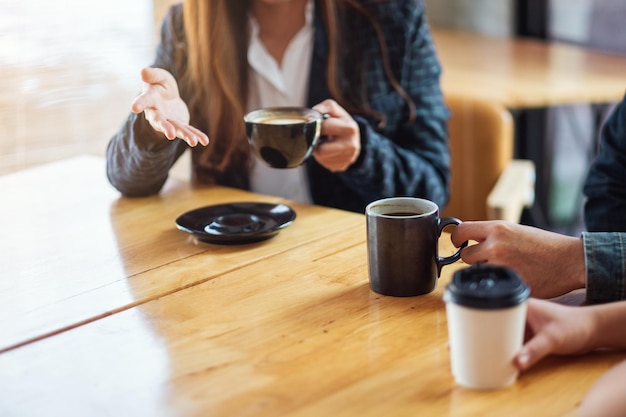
[444,265,530,390]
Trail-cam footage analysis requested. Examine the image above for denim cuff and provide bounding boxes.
[583,232,626,303]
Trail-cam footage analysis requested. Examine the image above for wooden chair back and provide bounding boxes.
[442,95,514,221]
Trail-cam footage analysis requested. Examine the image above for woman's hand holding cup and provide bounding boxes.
[312,99,361,172]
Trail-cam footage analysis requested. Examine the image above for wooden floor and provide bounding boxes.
[0,0,178,176]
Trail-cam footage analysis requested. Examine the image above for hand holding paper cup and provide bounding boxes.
[444,264,530,389]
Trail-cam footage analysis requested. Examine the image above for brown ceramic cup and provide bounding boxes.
[366,197,466,297]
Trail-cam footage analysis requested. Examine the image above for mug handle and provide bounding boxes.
[318,113,331,145]
[436,217,468,275]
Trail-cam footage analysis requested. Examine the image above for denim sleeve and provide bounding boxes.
[583,232,626,303]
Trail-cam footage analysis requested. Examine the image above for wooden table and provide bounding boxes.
[1,156,624,416]
[431,27,626,109]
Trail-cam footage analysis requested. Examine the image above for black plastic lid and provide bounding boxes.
[444,264,530,309]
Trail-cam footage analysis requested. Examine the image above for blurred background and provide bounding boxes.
[427,0,626,234]
[1,0,625,234]
[0,0,175,176]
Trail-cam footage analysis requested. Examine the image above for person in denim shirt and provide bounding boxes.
[106,0,450,214]
[576,93,626,303]
[449,93,626,304]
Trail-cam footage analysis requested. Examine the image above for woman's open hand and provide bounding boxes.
[131,67,209,147]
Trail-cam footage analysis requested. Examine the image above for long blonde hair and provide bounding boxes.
[179,0,414,187]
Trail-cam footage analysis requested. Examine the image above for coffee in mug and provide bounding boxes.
[365,197,466,297]
[244,107,325,169]
[444,264,530,389]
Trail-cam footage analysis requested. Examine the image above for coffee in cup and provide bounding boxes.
[244,107,325,169]
[365,197,466,297]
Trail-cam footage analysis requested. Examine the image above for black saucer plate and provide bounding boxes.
[175,202,296,244]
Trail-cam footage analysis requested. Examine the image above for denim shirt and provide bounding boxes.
[582,93,626,303]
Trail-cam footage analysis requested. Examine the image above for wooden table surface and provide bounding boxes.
[0,156,363,353]
[1,156,624,417]
[432,27,626,108]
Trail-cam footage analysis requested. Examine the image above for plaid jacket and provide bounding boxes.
[107,0,450,214]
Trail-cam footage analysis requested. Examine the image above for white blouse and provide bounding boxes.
[246,0,314,204]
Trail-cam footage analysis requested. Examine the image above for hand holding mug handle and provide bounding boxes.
[436,217,468,275]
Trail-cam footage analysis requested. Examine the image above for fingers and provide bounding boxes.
[450,221,488,247]
[313,99,350,118]
[131,68,176,114]
[142,108,171,137]
[515,299,555,371]
[311,100,360,172]
[313,143,357,171]
[457,242,488,264]
[515,329,553,371]
[451,221,525,266]
[130,79,159,114]
[188,125,210,146]
[169,119,209,146]
[313,99,357,139]
[140,67,171,86]
[312,130,360,171]
[130,94,149,114]
[451,222,489,264]
[144,110,209,147]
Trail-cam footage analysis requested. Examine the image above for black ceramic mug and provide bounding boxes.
[366,197,466,297]
[244,107,325,169]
